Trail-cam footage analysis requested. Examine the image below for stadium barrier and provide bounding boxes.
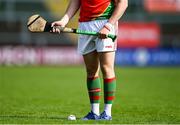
[144,0,180,13]
[0,46,83,66]
[117,22,160,48]
[0,46,180,66]
[116,48,180,66]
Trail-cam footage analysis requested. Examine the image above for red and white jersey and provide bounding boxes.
[79,0,115,22]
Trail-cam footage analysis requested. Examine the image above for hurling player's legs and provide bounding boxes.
[78,21,101,119]
[82,51,101,120]
[98,51,116,119]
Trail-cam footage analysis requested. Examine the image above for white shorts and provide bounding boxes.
[77,20,117,55]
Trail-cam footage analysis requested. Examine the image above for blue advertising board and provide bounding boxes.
[115,48,180,66]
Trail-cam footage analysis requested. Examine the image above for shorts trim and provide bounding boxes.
[97,49,116,53]
[79,48,97,55]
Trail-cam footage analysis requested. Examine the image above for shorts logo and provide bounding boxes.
[105,45,113,48]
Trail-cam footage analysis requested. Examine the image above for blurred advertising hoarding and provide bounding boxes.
[117,22,160,48]
[0,46,83,66]
[144,0,180,13]
[116,48,180,66]
[0,46,180,66]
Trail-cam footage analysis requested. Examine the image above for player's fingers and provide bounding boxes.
[52,22,63,27]
[53,27,61,34]
[56,26,61,33]
[52,27,55,33]
[51,22,56,27]
[56,28,61,34]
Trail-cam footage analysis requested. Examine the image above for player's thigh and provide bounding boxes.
[98,51,115,78]
[83,51,100,77]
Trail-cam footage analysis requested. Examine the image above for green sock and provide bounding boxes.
[104,77,116,104]
[87,77,101,104]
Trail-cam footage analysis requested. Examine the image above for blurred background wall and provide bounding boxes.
[0,0,180,66]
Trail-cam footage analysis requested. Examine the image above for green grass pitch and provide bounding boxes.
[0,66,180,124]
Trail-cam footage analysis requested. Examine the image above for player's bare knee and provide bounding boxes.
[101,65,114,78]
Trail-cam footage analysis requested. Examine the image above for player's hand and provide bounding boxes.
[50,20,66,34]
[50,15,69,33]
[99,26,110,39]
